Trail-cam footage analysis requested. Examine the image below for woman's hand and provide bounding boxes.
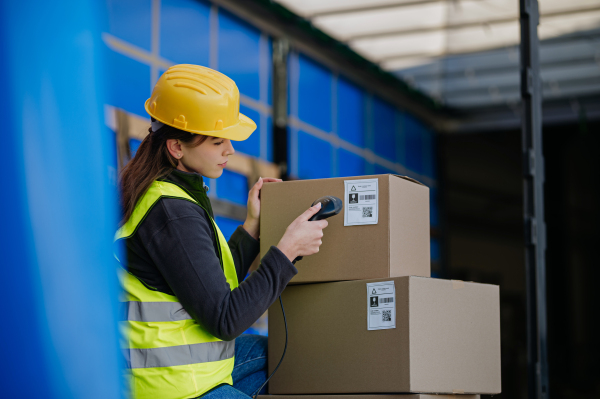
[243,177,282,240]
[277,203,329,263]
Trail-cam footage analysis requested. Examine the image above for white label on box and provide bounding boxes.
[366,281,396,330]
[344,178,378,226]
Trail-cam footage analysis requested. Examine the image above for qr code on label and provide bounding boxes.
[382,310,391,322]
[362,207,373,218]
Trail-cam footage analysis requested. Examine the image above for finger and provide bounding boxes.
[248,178,262,201]
[315,219,329,229]
[255,176,264,189]
[261,177,280,183]
[298,202,322,221]
[252,177,264,193]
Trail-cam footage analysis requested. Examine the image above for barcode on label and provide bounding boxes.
[381,297,394,303]
[359,195,376,200]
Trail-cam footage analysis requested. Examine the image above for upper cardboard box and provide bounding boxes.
[260,174,430,284]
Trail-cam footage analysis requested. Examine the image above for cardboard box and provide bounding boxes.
[268,276,501,395]
[259,396,480,399]
[260,174,430,284]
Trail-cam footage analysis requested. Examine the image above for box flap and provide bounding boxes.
[391,174,427,187]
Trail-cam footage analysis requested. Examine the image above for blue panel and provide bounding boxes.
[129,138,142,156]
[106,0,151,51]
[215,215,242,241]
[337,149,365,177]
[1,1,121,397]
[404,115,423,174]
[422,127,436,179]
[234,105,260,157]
[160,0,210,65]
[298,54,332,132]
[267,37,273,106]
[337,76,364,147]
[218,169,248,206]
[374,164,395,175]
[373,97,396,162]
[104,49,150,116]
[396,112,406,167]
[297,131,332,179]
[218,10,261,100]
[431,238,441,262]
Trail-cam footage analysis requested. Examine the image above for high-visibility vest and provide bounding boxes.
[115,180,239,399]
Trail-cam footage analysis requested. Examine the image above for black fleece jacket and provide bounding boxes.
[124,169,297,341]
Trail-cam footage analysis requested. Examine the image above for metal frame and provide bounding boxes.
[210,0,445,128]
[519,0,549,397]
[272,37,290,179]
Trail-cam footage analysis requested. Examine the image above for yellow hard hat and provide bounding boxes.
[145,64,256,140]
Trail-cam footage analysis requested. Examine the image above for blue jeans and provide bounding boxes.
[200,334,268,398]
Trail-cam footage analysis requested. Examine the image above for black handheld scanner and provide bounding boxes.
[293,195,343,264]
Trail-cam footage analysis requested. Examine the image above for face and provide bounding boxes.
[167,136,235,178]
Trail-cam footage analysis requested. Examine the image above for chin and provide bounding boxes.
[206,169,224,179]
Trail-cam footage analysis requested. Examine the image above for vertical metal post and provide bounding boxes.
[273,37,290,179]
[519,0,549,398]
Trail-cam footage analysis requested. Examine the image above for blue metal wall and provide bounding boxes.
[103,0,272,241]
[0,1,122,397]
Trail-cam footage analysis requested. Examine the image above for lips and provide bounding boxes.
[218,161,227,167]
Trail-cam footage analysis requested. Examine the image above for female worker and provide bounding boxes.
[116,64,328,399]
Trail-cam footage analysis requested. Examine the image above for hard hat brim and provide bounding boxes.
[145,97,257,141]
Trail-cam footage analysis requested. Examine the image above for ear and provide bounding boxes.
[166,139,183,159]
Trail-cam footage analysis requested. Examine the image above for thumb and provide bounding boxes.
[250,177,263,197]
[299,202,321,221]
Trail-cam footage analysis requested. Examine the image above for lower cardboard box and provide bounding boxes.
[258,396,480,399]
[268,276,501,395]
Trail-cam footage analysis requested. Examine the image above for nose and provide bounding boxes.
[224,139,235,156]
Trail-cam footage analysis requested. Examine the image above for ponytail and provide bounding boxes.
[119,120,208,226]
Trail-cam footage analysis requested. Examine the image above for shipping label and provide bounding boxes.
[366,281,396,330]
[344,178,379,226]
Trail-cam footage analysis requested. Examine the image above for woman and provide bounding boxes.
[116,64,328,399]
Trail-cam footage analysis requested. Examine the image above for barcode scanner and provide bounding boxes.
[293,195,343,264]
[252,195,343,399]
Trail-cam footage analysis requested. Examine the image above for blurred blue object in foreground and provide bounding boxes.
[0,1,122,398]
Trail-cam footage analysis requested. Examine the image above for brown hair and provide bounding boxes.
[119,119,208,225]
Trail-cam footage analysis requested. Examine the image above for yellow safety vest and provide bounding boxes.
[115,180,239,399]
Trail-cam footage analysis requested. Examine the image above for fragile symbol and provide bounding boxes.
[370,296,378,307]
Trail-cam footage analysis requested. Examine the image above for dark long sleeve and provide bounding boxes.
[227,226,260,283]
[126,197,297,341]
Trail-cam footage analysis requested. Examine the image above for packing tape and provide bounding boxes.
[452,389,465,394]
[451,280,465,289]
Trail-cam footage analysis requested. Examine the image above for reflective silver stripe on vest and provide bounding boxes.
[123,301,192,322]
[124,340,235,369]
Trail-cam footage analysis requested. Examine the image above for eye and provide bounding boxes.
[214,140,225,146]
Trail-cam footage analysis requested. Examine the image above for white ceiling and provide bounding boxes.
[274,0,600,113]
